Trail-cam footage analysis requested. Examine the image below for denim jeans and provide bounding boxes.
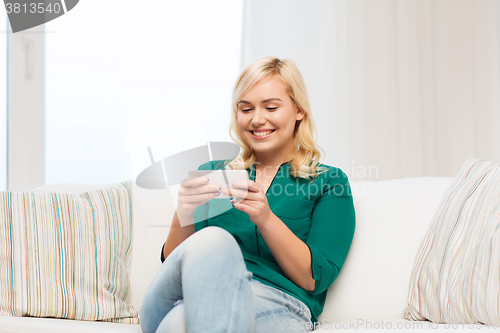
[140,226,312,333]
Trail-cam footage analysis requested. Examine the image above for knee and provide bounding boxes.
[196,226,237,247]
[200,226,234,240]
[186,226,239,256]
[155,303,187,333]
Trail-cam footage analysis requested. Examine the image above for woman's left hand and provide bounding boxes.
[222,180,273,228]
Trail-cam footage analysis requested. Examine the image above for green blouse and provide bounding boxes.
[162,159,356,325]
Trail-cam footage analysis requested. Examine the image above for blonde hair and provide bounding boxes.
[225,56,329,183]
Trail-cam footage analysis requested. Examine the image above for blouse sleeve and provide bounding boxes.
[305,169,356,296]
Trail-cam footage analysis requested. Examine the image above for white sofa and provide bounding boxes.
[1,176,497,332]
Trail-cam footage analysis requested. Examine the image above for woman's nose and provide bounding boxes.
[251,108,266,126]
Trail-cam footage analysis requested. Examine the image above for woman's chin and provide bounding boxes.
[250,146,277,155]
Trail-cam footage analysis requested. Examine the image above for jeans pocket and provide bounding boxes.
[288,297,311,321]
[253,281,311,321]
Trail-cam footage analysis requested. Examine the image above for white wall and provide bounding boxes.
[241,0,500,181]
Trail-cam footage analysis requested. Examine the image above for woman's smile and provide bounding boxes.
[249,129,276,139]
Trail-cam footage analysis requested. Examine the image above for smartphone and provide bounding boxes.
[188,170,249,199]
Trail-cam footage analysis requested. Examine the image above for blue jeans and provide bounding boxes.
[140,226,312,333]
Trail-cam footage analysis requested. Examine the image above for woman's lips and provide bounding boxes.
[250,130,276,140]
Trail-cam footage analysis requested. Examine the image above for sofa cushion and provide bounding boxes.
[319,177,454,322]
[312,318,497,331]
[0,316,141,333]
[0,182,139,323]
[403,157,500,326]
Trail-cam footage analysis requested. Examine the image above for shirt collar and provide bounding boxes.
[248,160,292,180]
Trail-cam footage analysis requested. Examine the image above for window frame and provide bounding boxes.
[7,24,45,191]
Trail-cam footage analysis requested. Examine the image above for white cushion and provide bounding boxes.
[319,177,455,322]
[0,316,141,333]
[312,319,497,331]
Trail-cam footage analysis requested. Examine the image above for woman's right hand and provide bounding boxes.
[176,176,221,217]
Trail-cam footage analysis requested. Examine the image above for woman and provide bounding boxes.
[140,57,356,333]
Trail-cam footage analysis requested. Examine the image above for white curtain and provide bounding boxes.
[241,0,500,181]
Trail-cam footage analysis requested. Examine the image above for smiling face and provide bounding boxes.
[237,76,304,163]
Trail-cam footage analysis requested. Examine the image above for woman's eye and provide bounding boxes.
[240,107,277,112]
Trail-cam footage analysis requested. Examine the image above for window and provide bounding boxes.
[0,13,6,191]
[45,1,243,184]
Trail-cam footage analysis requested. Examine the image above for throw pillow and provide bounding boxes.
[403,157,500,326]
[0,181,139,323]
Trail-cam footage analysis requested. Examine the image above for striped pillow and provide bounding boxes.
[0,181,139,323]
[403,157,500,326]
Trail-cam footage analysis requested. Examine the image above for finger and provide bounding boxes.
[179,191,219,204]
[231,199,245,210]
[232,180,261,193]
[199,193,219,205]
[180,184,221,199]
[231,201,256,215]
[190,191,221,206]
[182,176,209,188]
[224,187,250,199]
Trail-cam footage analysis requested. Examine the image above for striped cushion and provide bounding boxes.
[403,157,500,326]
[0,181,139,323]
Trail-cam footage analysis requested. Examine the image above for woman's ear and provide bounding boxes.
[296,107,305,121]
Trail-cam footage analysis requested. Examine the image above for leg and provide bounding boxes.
[147,279,313,333]
[140,226,255,333]
[250,279,313,333]
[140,236,189,333]
[182,226,254,333]
[155,300,187,333]
[152,280,313,333]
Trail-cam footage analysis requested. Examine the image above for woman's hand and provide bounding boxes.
[222,180,273,228]
[177,176,221,217]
